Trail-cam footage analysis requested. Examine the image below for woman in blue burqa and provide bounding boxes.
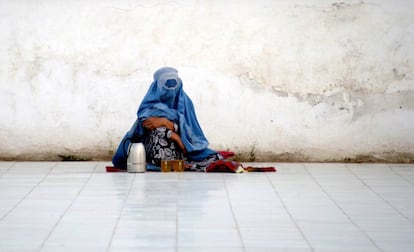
[112,67,224,171]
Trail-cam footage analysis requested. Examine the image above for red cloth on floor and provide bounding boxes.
[106,166,127,172]
[205,160,240,173]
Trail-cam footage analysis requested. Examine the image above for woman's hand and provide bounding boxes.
[170,132,187,154]
[143,117,174,130]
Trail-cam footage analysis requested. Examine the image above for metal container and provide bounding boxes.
[127,143,146,173]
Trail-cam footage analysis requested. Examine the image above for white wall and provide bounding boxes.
[1,0,413,162]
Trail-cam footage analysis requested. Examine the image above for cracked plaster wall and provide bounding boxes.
[0,0,413,162]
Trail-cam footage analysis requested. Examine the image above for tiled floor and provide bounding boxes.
[0,162,413,251]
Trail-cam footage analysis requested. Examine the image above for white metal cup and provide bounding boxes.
[127,143,146,173]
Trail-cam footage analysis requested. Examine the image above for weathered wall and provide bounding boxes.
[1,0,413,162]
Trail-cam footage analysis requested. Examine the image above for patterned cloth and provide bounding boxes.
[143,127,182,166]
[186,153,223,172]
[143,127,222,172]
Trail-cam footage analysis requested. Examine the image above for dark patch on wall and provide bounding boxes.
[331,2,351,10]
[232,150,414,163]
[58,154,92,161]
[255,151,311,162]
[342,152,414,163]
[323,1,369,14]
[0,151,112,162]
[1,150,413,164]
[392,68,406,81]
[234,146,257,162]
[0,146,414,163]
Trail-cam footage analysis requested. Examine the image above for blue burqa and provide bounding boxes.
[112,67,217,169]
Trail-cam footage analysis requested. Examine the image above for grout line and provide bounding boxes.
[305,163,384,252]
[106,171,137,252]
[389,165,414,186]
[0,162,16,179]
[222,174,246,252]
[265,165,315,252]
[38,162,97,250]
[346,164,414,225]
[0,162,56,222]
[388,165,414,222]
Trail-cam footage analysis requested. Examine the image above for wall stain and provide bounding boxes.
[232,150,414,163]
[262,74,414,121]
[238,64,414,123]
[393,68,406,81]
[271,86,289,97]
[58,154,92,161]
[324,1,372,14]
[1,150,413,163]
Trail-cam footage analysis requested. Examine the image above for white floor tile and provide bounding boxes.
[0,162,413,252]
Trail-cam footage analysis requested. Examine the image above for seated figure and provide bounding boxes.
[112,67,223,172]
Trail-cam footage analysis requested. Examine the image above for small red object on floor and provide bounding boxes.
[205,160,240,173]
[106,166,127,172]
